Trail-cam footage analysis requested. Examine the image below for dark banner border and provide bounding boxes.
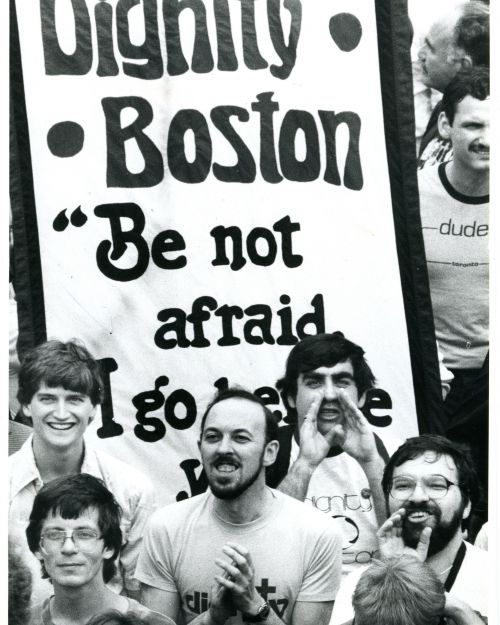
[10,0,47,356]
[375,0,444,433]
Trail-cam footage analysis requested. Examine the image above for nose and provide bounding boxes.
[323,379,339,401]
[216,434,234,455]
[60,534,78,554]
[418,43,427,62]
[53,400,70,421]
[408,481,429,503]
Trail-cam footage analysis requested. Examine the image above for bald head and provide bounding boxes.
[418,2,489,92]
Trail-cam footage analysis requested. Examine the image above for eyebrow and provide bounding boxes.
[302,372,354,381]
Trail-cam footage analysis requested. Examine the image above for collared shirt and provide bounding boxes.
[9,436,155,605]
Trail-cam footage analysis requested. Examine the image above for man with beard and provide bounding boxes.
[136,388,342,625]
[267,332,392,575]
[330,434,488,625]
[418,67,489,540]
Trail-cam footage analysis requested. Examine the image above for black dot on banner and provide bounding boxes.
[47,121,85,157]
[329,13,362,52]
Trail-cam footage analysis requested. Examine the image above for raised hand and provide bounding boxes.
[376,508,432,562]
[297,395,333,468]
[329,389,379,463]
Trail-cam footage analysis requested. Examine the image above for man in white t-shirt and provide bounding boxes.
[136,388,342,625]
[267,332,392,575]
[331,434,488,625]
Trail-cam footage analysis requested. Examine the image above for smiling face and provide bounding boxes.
[289,361,360,438]
[199,397,278,500]
[388,451,470,556]
[23,383,96,454]
[439,95,490,174]
[36,507,113,590]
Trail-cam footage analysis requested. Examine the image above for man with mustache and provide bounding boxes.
[136,388,342,624]
[418,67,489,540]
[416,1,489,169]
[267,332,391,575]
[331,434,488,625]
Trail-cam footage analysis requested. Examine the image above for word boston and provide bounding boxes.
[40,0,302,80]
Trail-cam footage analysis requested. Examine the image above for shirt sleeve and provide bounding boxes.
[134,508,178,592]
[119,476,156,592]
[296,522,342,602]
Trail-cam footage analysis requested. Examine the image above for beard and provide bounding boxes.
[401,500,466,557]
[206,450,265,500]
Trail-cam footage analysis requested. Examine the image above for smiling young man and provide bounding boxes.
[9,339,154,605]
[418,67,489,539]
[331,434,488,625]
[267,332,391,576]
[136,388,342,625]
[25,474,174,625]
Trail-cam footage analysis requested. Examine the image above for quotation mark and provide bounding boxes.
[53,207,88,232]
[329,13,362,52]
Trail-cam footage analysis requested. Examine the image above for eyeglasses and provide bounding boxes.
[389,475,458,501]
[40,528,103,552]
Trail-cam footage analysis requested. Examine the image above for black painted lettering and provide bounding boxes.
[319,110,363,190]
[102,96,164,188]
[211,106,256,183]
[167,109,212,183]
[151,230,187,269]
[279,110,320,182]
[94,202,150,281]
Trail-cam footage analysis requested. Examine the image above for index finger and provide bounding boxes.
[224,543,253,567]
[337,390,364,428]
[304,394,323,424]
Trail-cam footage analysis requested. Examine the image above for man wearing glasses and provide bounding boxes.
[331,435,488,625]
[25,474,174,625]
[9,339,154,605]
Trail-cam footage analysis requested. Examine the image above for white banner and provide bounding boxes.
[15,0,419,504]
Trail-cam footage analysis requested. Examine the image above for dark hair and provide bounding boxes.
[276,332,375,422]
[382,434,480,517]
[442,66,489,124]
[26,474,122,584]
[8,537,32,625]
[353,556,445,625]
[455,1,489,67]
[17,339,103,406]
[200,387,279,444]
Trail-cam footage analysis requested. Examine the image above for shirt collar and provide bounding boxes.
[10,435,100,499]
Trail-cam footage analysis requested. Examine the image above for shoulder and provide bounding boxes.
[28,597,52,625]
[88,446,154,493]
[272,489,341,539]
[463,541,489,565]
[126,598,177,625]
[146,493,209,533]
[417,162,441,187]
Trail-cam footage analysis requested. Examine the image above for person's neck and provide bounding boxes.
[426,530,464,581]
[213,477,272,525]
[446,161,489,197]
[51,580,127,625]
[33,437,85,483]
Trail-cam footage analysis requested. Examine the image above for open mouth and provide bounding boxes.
[214,460,239,474]
[406,511,432,523]
[318,408,340,421]
[48,423,76,431]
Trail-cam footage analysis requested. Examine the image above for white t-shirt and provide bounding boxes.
[290,438,399,576]
[136,488,342,624]
[329,542,489,625]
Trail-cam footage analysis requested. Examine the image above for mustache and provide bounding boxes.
[213,453,239,465]
[402,501,440,515]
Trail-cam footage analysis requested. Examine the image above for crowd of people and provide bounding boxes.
[8,1,490,624]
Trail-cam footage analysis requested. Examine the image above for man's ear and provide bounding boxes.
[438,110,452,140]
[22,403,32,418]
[459,54,473,70]
[462,498,472,521]
[263,440,279,467]
[102,545,115,561]
[88,404,97,424]
[287,394,296,409]
[34,549,44,563]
